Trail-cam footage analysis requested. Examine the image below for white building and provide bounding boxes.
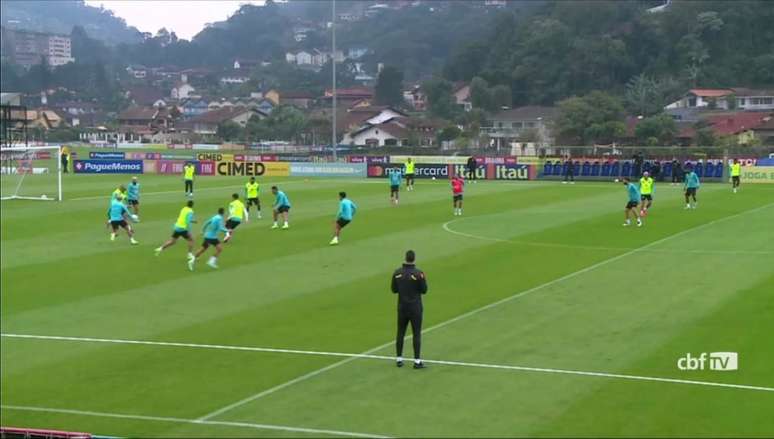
[665,88,774,111]
[46,35,74,66]
[171,82,196,100]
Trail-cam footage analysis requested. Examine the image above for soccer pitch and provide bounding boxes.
[1,174,773,437]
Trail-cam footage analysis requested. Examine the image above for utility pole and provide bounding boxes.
[331,0,337,161]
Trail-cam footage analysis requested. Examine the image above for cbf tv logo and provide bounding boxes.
[677,352,738,371]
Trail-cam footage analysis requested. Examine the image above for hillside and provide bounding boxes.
[0,0,142,45]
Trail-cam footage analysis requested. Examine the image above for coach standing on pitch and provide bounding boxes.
[392,250,428,369]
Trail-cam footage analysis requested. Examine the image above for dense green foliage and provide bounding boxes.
[442,1,774,106]
[374,66,404,107]
[555,91,627,145]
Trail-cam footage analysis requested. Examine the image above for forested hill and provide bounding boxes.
[116,0,522,78]
[442,0,774,106]
[0,0,142,45]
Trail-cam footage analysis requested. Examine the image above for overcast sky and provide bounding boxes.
[85,0,266,40]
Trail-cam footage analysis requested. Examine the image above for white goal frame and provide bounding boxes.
[0,145,62,201]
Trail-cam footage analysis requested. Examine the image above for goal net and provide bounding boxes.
[0,145,62,201]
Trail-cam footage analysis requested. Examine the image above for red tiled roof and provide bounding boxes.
[752,117,774,130]
[324,87,374,98]
[730,88,774,97]
[281,91,315,99]
[117,107,157,121]
[126,86,165,106]
[705,112,770,135]
[377,122,409,139]
[188,107,258,125]
[688,88,733,98]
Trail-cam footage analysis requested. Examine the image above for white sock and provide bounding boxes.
[273,221,278,226]
[284,221,289,226]
[209,256,216,263]
[397,356,403,363]
[626,219,631,224]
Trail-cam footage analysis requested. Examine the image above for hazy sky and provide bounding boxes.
[85,0,266,40]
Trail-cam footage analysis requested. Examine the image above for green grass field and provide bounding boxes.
[2,170,773,437]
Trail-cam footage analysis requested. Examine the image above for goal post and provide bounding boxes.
[0,145,63,201]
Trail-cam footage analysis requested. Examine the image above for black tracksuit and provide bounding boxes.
[467,157,477,180]
[391,263,428,359]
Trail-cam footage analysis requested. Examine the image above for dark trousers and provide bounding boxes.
[61,158,68,173]
[185,180,193,193]
[396,305,422,359]
[468,167,477,180]
[564,170,574,181]
[672,173,681,183]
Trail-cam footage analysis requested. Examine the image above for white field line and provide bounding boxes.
[3,333,773,394]
[197,202,774,420]
[66,178,394,201]
[441,218,774,255]
[66,179,626,201]
[0,404,389,438]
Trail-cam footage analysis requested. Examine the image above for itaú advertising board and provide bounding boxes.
[368,163,532,180]
[215,161,290,177]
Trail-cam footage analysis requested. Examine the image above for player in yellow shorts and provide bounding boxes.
[639,171,654,216]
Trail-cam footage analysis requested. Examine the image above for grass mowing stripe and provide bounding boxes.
[4,333,772,393]
[442,219,774,255]
[0,405,390,438]
[197,201,774,422]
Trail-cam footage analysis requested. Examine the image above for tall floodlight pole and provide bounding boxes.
[331,0,337,161]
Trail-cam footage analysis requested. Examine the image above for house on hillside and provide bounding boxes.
[233,59,261,70]
[751,117,774,144]
[403,85,427,111]
[279,91,315,109]
[52,101,99,116]
[286,50,313,66]
[340,106,440,147]
[482,106,558,150]
[125,86,166,107]
[181,99,210,118]
[347,47,369,59]
[170,81,196,100]
[219,70,251,85]
[322,86,375,108]
[177,107,268,136]
[453,82,472,112]
[734,88,774,111]
[704,112,772,145]
[126,64,147,79]
[116,106,176,138]
[666,88,774,111]
[25,109,67,130]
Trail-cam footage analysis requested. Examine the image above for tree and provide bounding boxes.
[470,77,493,110]
[247,106,308,142]
[374,66,404,107]
[423,77,460,120]
[438,125,462,143]
[216,121,244,142]
[490,84,512,110]
[555,91,626,145]
[634,113,678,145]
[695,127,717,146]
